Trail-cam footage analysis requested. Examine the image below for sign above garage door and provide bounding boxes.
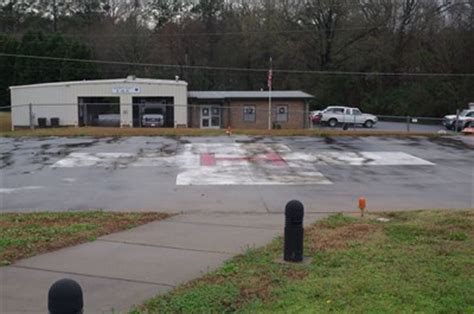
[112,86,141,94]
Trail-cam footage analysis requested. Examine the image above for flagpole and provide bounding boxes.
[268,57,272,130]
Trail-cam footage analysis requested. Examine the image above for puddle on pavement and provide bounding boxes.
[428,137,473,150]
[60,140,99,149]
[0,152,13,168]
[105,137,122,144]
[323,136,336,145]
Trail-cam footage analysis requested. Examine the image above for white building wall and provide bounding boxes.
[10,78,188,128]
[11,85,78,127]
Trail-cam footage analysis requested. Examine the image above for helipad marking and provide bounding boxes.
[283,151,435,166]
[50,143,434,186]
[199,152,286,166]
[52,152,135,168]
[175,143,434,185]
[176,143,331,185]
[51,152,174,168]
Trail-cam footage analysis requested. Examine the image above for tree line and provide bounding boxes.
[1,0,473,116]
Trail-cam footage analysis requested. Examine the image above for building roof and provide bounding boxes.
[9,76,188,90]
[188,90,314,100]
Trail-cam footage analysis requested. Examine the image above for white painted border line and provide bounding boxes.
[0,186,43,194]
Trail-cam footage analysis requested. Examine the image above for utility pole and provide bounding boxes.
[268,57,273,130]
[52,0,58,32]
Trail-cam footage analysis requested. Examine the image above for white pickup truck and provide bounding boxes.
[311,106,378,128]
[442,104,474,130]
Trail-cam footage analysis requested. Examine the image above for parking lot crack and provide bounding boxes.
[10,265,175,287]
[97,239,236,255]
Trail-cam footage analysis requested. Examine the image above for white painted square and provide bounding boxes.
[176,143,331,186]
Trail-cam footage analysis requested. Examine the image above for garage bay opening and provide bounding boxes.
[132,97,174,127]
[78,97,120,127]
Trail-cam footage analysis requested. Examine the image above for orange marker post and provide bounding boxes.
[358,197,366,217]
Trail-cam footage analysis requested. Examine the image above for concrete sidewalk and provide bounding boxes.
[0,212,326,313]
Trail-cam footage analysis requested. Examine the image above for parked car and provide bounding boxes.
[316,106,378,128]
[309,110,323,123]
[442,108,474,130]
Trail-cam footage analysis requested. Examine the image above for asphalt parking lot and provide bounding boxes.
[1,135,473,213]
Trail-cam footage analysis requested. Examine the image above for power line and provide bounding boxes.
[0,26,387,39]
[1,52,474,77]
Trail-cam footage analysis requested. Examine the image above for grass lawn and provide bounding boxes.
[0,211,170,266]
[0,111,11,132]
[1,125,442,138]
[132,210,474,313]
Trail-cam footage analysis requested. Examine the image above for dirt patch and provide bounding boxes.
[217,263,309,309]
[284,268,309,280]
[239,275,273,300]
[219,274,273,310]
[307,223,380,252]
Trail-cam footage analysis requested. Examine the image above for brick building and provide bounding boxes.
[188,91,314,129]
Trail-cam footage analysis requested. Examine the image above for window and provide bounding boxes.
[324,108,344,114]
[144,108,163,115]
[212,107,220,115]
[352,109,362,115]
[276,105,288,122]
[243,106,256,122]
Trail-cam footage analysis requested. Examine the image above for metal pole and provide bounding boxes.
[29,103,34,130]
[406,115,410,132]
[268,57,272,130]
[139,104,143,128]
[304,101,308,129]
[455,109,460,132]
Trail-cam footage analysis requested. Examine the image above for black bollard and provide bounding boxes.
[284,200,304,262]
[48,278,83,314]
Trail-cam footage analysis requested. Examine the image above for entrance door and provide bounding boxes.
[201,106,221,128]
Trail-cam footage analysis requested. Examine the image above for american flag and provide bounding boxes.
[267,69,272,90]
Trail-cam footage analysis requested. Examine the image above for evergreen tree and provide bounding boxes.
[14,30,98,87]
[0,34,19,109]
